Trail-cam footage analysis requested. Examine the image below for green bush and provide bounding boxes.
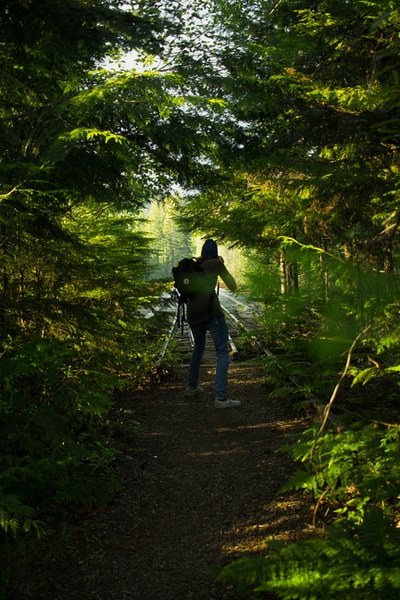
[0,336,121,538]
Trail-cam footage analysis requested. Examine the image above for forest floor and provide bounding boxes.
[12,352,313,600]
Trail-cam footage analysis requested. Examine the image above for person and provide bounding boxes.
[184,239,241,409]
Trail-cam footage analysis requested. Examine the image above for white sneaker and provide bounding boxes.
[214,398,241,409]
[184,386,204,397]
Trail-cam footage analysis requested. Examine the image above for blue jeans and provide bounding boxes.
[188,315,230,401]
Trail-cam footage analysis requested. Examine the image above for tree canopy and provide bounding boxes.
[172,0,400,268]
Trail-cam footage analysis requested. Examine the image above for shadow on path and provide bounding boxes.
[21,362,309,600]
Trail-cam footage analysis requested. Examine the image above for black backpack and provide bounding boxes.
[172,257,205,303]
[172,257,208,331]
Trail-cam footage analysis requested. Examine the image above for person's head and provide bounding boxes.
[201,239,218,258]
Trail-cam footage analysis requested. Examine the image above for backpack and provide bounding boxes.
[172,257,205,303]
[172,257,207,331]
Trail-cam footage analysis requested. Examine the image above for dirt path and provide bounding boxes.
[17,358,310,600]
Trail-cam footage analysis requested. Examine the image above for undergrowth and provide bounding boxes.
[216,274,400,599]
[0,317,163,596]
[216,508,400,599]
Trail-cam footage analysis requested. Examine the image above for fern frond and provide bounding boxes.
[216,510,400,599]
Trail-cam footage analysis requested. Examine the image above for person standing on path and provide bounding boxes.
[184,239,241,409]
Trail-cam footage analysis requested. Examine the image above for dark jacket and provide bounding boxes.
[186,257,237,327]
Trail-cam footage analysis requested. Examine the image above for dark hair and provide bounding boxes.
[201,239,218,258]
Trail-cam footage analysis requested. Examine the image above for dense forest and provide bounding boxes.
[1,0,399,598]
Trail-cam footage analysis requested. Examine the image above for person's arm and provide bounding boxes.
[219,262,237,292]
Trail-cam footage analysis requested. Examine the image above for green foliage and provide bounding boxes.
[216,508,400,599]
[280,422,400,524]
[166,5,400,597]
[1,0,400,597]
[0,199,169,541]
[216,245,400,598]
[0,0,186,562]
[141,198,197,278]
[0,335,122,535]
[174,0,400,273]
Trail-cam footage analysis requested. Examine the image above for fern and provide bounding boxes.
[216,509,400,599]
[0,334,126,538]
[280,423,400,524]
[0,491,44,537]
